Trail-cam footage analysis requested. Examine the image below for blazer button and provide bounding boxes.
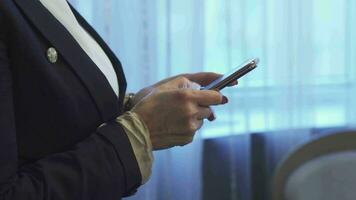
[46,47,58,64]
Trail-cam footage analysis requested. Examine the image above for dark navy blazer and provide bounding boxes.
[0,0,141,199]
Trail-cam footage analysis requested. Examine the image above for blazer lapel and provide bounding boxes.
[70,5,127,114]
[14,0,120,122]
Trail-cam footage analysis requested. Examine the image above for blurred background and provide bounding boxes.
[68,0,356,199]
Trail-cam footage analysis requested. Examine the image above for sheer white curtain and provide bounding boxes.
[69,0,356,199]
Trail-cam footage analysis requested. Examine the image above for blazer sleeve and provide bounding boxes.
[0,21,141,200]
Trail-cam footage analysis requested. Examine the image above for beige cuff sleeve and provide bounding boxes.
[116,111,153,184]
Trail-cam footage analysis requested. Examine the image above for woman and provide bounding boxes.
[0,0,231,199]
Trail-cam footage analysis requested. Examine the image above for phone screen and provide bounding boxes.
[202,58,259,91]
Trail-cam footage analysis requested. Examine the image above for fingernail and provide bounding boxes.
[208,113,216,121]
[222,96,228,104]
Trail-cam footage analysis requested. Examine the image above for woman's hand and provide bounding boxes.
[132,76,228,150]
[131,72,237,107]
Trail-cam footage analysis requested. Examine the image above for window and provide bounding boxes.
[70,0,356,138]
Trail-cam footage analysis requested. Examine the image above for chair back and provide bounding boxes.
[272,130,356,200]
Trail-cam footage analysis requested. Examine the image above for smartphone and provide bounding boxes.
[201,58,259,91]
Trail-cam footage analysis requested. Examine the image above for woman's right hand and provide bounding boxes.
[132,76,228,150]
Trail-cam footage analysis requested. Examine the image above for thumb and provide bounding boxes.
[180,81,201,90]
[184,72,222,86]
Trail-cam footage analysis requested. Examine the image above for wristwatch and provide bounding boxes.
[124,93,135,111]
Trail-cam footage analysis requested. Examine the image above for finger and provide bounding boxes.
[152,135,195,150]
[181,81,201,90]
[195,119,204,131]
[156,73,201,88]
[160,76,193,89]
[191,90,226,106]
[175,135,195,147]
[228,80,238,87]
[159,135,194,147]
[185,119,204,135]
[184,72,222,86]
[153,74,182,86]
[172,119,204,146]
[208,106,216,121]
[196,106,214,121]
